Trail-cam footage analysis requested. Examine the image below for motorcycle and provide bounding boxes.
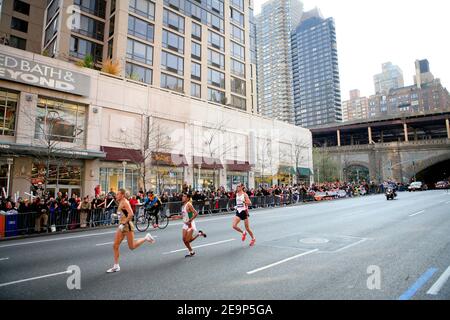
[385,188,397,200]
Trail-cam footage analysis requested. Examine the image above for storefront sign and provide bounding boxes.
[0,51,90,96]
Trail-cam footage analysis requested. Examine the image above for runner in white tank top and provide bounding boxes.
[232,184,255,246]
[178,193,207,257]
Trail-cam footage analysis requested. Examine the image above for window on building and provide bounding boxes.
[161,51,184,75]
[125,62,152,84]
[231,59,245,78]
[206,12,223,32]
[128,16,154,42]
[208,68,225,89]
[161,73,184,93]
[191,41,201,61]
[231,0,244,11]
[70,36,103,62]
[0,89,18,136]
[11,17,28,33]
[230,8,244,27]
[208,88,225,104]
[44,14,59,46]
[208,30,224,52]
[231,77,246,96]
[126,38,153,65]
[72,14,105,40]
[230,41,245,61]
[207,0,224,16]
[231,95,246,110]
[191,82,201,98]
[74,0,106,18]
[129,0,155,20]
[230,24,244,44]
[189,2,202,21]
[8,35,27,50]
[208,49,224,70]
[34,97,86,145]
[191,62,201,81]
[163,9,185,33]
[162,29,184,53]
[46,0,60,24]
[191,22,202,40]
[13,0,30,15]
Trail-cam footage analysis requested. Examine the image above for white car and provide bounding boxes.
[408,181,424,192]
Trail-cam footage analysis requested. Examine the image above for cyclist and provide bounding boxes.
[144,191,162,228]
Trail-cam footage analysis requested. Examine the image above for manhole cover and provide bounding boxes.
[299,238,329,244]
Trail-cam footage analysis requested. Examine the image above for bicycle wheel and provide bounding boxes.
[157,213,169,229]
[135,213,150,232]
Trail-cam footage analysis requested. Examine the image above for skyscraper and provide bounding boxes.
[373,62,404,94]
[414,59,434,88]
[256,0,303,124]
[291,8,342,128]
[342,89,369,122]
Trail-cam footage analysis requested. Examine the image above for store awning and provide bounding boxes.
[193,156,223,169]
[0,142,106,159]
[226,160,252,172]
[297,167,313,176]
[151,152,188,167]
[279,165,296,175]
[100,146,143,163]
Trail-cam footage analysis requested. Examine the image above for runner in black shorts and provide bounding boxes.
[232,184,255,246]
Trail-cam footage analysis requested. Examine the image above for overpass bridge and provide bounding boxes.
[311,111,450,184]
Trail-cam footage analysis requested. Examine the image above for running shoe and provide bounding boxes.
[198,230,207,238]
[145,233,156,243]
[249,238,256,247]
[106,265,120,273]
[185,251,196,258]
[242,231,247,242]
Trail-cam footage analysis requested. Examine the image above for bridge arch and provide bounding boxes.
[403,152,450,183]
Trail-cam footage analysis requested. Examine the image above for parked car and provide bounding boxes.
[435,181,450,189]
[408,181,425,192]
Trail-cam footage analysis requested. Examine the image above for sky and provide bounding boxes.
[254,0,450,100]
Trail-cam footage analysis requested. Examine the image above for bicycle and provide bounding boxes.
[135,206,169,232]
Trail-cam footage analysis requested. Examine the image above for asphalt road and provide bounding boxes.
[1,190,450,300]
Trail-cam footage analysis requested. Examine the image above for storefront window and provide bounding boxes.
[31,163,83,197]
[193,169,219,191]
[99,167,139,195]
[34,97,86,146]
[0,164,8,192]
[226,172,248,191]
[0,88,18,136]
[149,167,183,194]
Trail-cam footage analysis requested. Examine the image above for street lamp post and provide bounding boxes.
[122,161,127,190]
[6,158,13,197]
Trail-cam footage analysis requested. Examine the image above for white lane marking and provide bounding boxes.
[409,210,425,217]
[0,231,117,248]
[330,238,368,253]
[246,249,319,275]
[0,257,9,261]
[163,239,236,254]
[0,270,71,288]
[95,235,158,246]
[427,266,450,295]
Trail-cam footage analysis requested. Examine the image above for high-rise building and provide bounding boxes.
[0,0,45,53]
[28,0,258,113]
[255,0,303,124]
[373,62,404,94]
[291,8,342,128]
[368,59,449,118]
[414,59,434,88]
[342,89,369,122]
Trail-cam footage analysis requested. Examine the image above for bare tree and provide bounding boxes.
[256,136,273,187]
[119,113,173,193]
[200,120,235,190]
[292,137,312,184]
